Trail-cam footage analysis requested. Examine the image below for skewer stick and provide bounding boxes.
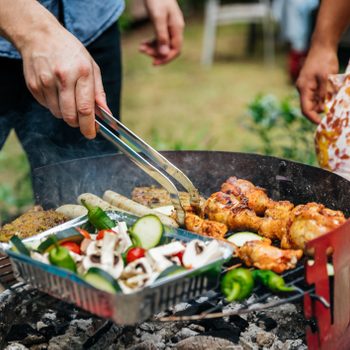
[155,293,304,322]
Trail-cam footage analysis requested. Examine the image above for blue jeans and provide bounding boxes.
[0,22,121,170]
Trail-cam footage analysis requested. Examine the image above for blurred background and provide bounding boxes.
[1,0,350,223]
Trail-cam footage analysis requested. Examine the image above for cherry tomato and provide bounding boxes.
[60,241,81,255]
[96,229,114,240]
[126,247,146,263]
[76,228,91,239]
[174,251,184,264]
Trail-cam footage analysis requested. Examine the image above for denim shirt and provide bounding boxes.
[0,0,125,59]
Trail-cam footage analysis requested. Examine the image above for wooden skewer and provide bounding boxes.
[222,263,242,272]
[154,293,303,323]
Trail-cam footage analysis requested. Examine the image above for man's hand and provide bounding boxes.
[0,0,108,139]
[296,44,339,124]
[20,26,107,139]
[140,0,185,65]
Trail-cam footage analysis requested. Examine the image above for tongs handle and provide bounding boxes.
[95,106,200,225]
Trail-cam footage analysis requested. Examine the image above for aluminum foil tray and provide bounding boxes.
[5,211,233,325]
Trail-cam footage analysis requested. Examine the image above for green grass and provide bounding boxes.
[0,19,294,220]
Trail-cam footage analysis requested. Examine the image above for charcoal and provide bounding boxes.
[187,324,205,333]
[88,324,121,350]
[6,325,39,342]
[175,336,242,350]
[29,344,49,350]
[255,315,277,332]
[203,329,240,344]
[4,343,29,350]
[229,316,249,332]
[127,341,158,350]
[174,301,219,317]
[255,330,275,347]
[0,282,308,350]
[173,327,199,341]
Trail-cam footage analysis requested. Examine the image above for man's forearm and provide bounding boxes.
[0,0,60,53]
[312,0,350,49]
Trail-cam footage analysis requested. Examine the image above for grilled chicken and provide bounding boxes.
[221,177,271,215]
[132,180,346,254]
[204,192,261,232]
[204,191,288,240]
[185,213,228,239]
[0,207,68,242]
[237,240,303,273]
[281,202,346,252]
[259,201,294,240]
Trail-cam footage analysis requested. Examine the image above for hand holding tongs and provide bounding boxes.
[95,105,201,225]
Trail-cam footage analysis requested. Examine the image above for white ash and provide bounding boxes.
[4,343,29,350]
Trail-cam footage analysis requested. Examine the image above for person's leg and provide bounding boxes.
[15,22,122,170]
[0,116,13,151]
[0,57,24,150]
[87,22,122,118]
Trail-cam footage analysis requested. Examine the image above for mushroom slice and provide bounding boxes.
[111,222,133,254]
[82,251,103,272]
[86,240,103,256]
[100,232,124,278]
[182,240,223,269]
[82,236,124,278]
[80,238,93,255]
[147,241,185,272]
[69,251,83,264]
[119,257,157,293]
[101,231,119,266]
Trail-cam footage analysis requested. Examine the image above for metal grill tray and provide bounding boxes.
[5,211,233,325]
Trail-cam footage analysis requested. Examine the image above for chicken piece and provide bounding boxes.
[281,202,346,252]
[221,177,271,215]
[185,213,228,239]
[237,240,303,273]
[204,192,261,232]
[258,201,295,240]
[205,192,296,241]
[0,207,68,242]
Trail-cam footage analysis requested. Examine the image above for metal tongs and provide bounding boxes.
[95,105,201,225]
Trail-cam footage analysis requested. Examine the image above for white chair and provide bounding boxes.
[201,0,275,66]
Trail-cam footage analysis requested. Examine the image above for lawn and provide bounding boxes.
[0,18,296,221]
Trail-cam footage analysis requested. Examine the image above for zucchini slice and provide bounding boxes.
[84,267,121,293]
[227,232,263,247]
[130,215,164,249]
[10,236,30,256]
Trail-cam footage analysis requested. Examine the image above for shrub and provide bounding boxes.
[245,93,317,165]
